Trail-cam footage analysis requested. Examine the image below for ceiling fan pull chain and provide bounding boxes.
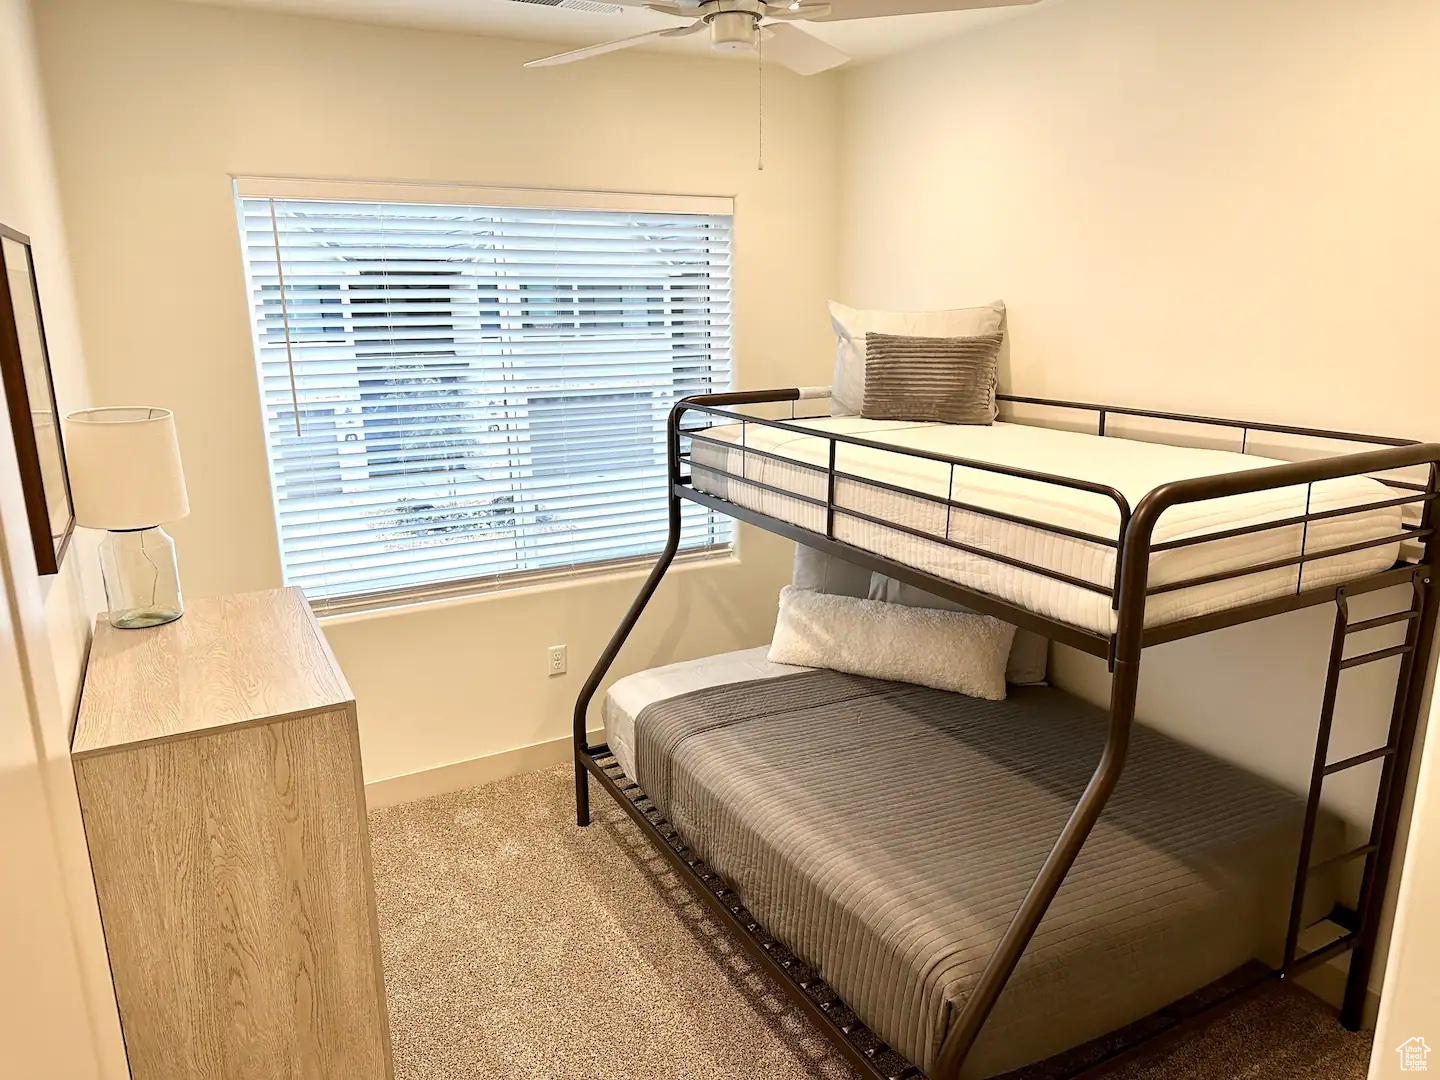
[757,25,765,172]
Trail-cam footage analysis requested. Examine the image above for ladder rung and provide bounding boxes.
[1289,932,1359,975]
[1310,843,1380,874]
[1324,745,1397,775]
[1301,904,1362,933]
[1345,610,1420,635]
[1328,904,1362,932]
[1339,643,1414,669]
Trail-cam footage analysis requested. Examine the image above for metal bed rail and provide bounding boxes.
[995,392,1422,448]
[573,386,1440,1080]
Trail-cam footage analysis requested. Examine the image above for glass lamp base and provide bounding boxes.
[110,608,183,630]
[99,527,185,630]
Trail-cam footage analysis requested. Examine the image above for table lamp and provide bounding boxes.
[63,407,190,629]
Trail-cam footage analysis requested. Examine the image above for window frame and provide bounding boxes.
[234,177,736,615]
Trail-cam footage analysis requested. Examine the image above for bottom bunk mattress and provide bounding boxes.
[603,653,1323,1078]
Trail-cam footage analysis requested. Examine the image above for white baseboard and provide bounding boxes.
[1294,962,1383,1027]
[365,730,606,810]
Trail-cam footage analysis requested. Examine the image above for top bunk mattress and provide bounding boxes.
[689,418,1405,635]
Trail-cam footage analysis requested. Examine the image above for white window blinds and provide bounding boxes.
[235,180,733,607]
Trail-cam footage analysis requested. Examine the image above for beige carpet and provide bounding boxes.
[368,765,1375,1080]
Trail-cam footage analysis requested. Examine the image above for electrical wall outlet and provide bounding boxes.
[547,645,567,677]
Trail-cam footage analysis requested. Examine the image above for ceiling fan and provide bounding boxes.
[524,1,1040,77]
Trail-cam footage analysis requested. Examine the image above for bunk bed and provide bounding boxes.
[573,388,1440,1080]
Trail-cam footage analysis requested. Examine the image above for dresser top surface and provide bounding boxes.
[73,588,353,759]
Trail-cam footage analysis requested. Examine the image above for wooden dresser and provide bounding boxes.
[72,588,394,1080]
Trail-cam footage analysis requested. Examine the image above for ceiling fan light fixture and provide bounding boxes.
[709,10,761,51]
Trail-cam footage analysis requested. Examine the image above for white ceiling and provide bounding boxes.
[175,0,1042,67]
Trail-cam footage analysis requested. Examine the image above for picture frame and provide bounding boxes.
[0,223,74,576]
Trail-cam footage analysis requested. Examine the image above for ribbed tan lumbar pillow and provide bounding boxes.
[860,330,1004,425]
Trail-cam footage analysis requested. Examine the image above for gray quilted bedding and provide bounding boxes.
[632,670,1314,1077]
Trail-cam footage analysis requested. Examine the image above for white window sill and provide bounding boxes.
[311,547,738,627]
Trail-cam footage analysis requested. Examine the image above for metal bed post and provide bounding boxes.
[571,400,690,827]
[572,390,802,828]
[932,489,1168,1080]
[571,497,680,827]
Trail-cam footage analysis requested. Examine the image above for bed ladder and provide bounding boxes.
[1281,568,1431,1025]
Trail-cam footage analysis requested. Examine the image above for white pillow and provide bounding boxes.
[828,299,1007,417]
[768,586,1015,701]
[868,574,1049,686]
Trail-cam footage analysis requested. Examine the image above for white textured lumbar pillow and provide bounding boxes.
[768,586,1016,701]
[868,574,1050,685]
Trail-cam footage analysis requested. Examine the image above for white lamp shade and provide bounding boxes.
[64,407,190,530]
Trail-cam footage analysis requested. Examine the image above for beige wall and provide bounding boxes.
[842,0,1440,435]
[0,0,125,1074]
[840,0,1440,810]
[32,0,841,788]
[0,577,97,1079]
[1372,738,1439,1077]
[839,0,1439,1001]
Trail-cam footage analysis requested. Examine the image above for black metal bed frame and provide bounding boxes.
[572,388,1440,1080]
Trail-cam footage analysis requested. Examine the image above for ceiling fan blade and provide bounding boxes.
[809,0,1039,21]
[525,21,703,68]
[762,3,834,20]
[761,21,850,75]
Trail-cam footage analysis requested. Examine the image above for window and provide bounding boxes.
[236,179,733,607]
[261,284,344,342]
